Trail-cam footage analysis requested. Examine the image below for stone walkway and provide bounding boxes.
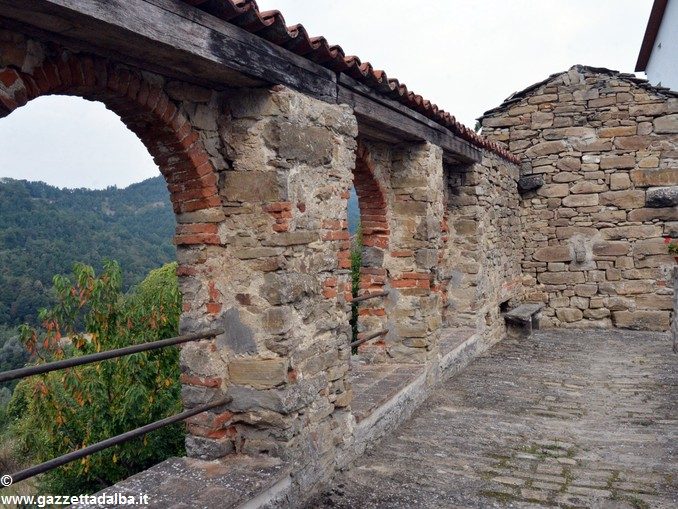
[309,330,677,508]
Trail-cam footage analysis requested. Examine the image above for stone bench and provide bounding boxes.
[504,303,544,339]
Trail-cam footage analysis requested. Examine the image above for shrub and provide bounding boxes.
[7,261,184,494]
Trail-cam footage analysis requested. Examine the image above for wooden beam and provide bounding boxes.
[0,0,338,101]
[0,0,482,163]
[338,80,482,163]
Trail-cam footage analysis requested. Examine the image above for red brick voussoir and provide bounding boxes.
[0,51,221,246]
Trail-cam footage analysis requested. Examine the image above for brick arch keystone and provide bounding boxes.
[0,51,221,246]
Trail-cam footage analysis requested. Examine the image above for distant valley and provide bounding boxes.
[0,175,175,326]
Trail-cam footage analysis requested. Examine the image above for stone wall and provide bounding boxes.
[481,65,677,331]
[1,24,528,501]
[1,28,361,490]
[349,140,447,363]
[439,153,524,343]
[184,87,359,493]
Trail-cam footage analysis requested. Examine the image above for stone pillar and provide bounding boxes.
[180,85,358,473]
[438,154,523,342]
[385,143,445,362]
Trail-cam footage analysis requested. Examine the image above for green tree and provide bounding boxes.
[8,261,184,494]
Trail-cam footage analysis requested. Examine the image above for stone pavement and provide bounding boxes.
[308,329,677,508]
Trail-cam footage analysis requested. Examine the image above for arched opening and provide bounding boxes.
[350,141,390,357]
[0,51,224,494]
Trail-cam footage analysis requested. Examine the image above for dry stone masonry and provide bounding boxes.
[482,65,677,331]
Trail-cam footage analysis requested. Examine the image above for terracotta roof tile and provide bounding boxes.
[181,0,518,163]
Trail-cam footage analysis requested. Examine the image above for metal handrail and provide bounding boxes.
[0,328,224,383]
[8,396,232,485]
[349,291,389,304]
[0,327,227,486]
[350,328,389,348]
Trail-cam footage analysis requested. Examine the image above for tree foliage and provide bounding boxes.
[7,261,184,494]
[0,176,175,326]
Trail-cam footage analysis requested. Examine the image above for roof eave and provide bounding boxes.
[635,0,668,72]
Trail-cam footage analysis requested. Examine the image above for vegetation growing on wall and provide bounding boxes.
[350,224,363,347]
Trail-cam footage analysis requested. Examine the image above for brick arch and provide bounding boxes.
[352,141,390,341]
[0,51,220,246]
[354,141,389,256]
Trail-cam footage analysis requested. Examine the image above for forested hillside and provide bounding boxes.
[0,176,175,326]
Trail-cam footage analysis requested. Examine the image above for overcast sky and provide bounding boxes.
[0,0,653,189]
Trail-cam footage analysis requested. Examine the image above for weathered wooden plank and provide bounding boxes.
[339,85,481,163]
[0,0,483,162]
[0,0,337,101]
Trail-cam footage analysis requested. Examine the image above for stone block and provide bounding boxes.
[570,296,589,309]
[525,140,567,157]
[229,358,289,389]
[261,273,316,305]
[653,114,678,134]
[533,246,572,262]
[609,173,631,190]
[601,280,655,295]
[629,102,667,116]
[599,190,646,209]
[633,238,671,255]
[598,126,636,137]
[630,168,678,187]
[538,272,585,285]
[537,183,569,198]
[556,308,583,322]
[584,308,610,319]
[570,181,606,194]
[592,241,630,257]
[415,248,438,269]
[613,135,652,150]
[552,172,579,183]
[531,111,554,128]
[222,171,279,202]
[600,155,635,170]
[600,225,662,240]
[636,294,673,310]
[612,310,670,331]
[574,283,598,297]
[562,194,599,207]
[646,186,678,208]
[638,156,659,168]
[217,308,257,355]
[518,175,544,192]
[273,122,335,164]
[186,436,235,460]
[262,306,292,334]
[604,296,635,310]
[556,157,581,172]
[628,208,678,222]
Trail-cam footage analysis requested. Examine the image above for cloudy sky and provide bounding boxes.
[0,0,653,189]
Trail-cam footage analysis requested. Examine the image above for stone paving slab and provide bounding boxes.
[348,328,475,423]
[348,363,424,423]
[309,329,677,508]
